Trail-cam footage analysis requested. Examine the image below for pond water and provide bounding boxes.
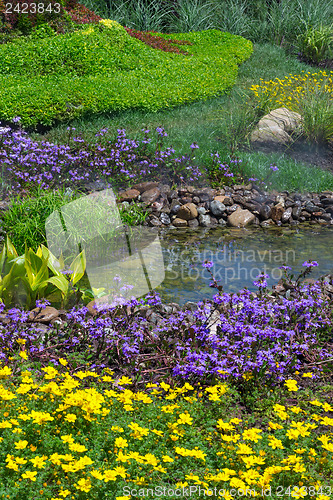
[154,225,333,305]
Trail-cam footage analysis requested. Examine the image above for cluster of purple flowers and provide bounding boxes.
[0,264,331,388]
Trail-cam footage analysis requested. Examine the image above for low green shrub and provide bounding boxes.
[0,25,253,128]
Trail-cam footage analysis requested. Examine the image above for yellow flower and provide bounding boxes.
[30,455,48,469]
[117,376,132,385]
[90,469,104,480]
[103,470,117,482]
[64,414,77,423]
[284,379,298,391]
[151,429,163,437]
[320,416,333,426]
[217,420,235,431]
[111,426,124,433]
[162,455,174,463]
[161,404,179,413]
[267,435,284,450]
[59,358,68,366]
[42,366,59,379]
[58,490,71,498]
[61,434,75,444]
[0,365,12,378]
[68,443,87,453]
[291,487,308,498]
[21,470,38,481]
[177,412,193,425]
[310,399,322,406]
[268,422,283,430]
[321,441,333,452]
[322,403,333,412]
[19,351,28,360]
[74,478,91,492]
[236,443,254,455]
[114,437,128,448]
[15,440,28,450]
[242,428,263,443]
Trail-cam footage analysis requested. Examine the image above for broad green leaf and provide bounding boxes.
[46,275,69,296]
[69,250,86,286]
[41,244,63,276]
[5,235,18,259]
[0,244,6,274]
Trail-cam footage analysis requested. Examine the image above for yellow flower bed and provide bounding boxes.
[250,70,333,114]
[0,366,332,498]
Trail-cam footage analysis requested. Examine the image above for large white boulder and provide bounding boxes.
[251,107,303,145]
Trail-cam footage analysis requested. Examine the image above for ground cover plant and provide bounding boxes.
[0,20,252,128]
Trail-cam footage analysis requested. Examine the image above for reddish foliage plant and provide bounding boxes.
[124,27,193,55]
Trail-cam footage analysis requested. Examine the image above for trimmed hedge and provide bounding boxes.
[0,22,253,128]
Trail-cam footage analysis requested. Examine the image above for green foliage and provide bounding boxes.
[297,24,333,65]
[165,0,215,33]
[0,187,82,255]
[296,80,333,146]
[28,22,57,39]
[118,201,148,226]
[0,26,253,128]
[0,236,87,309]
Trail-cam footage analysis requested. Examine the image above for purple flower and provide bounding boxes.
[190,142,199,150]
[302,261,318,268]
[202,261,214,269]
[270,165,279,171]
[35,299,51,309]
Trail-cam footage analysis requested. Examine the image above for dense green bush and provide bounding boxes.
[0,25,253,127]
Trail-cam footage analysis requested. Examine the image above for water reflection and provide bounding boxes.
[155,226,333,305]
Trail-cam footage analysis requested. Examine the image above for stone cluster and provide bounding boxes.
[117,181,333,229]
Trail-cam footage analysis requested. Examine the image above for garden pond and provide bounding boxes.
[154,224,333,305]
